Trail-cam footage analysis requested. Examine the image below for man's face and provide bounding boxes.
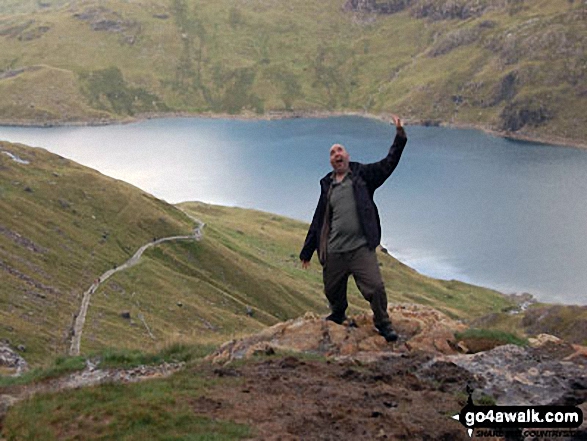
[330,144,350,174]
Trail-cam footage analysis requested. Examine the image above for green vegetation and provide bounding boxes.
[0,343,215,387]
[96,342,215,369]
[0,140,513,368]
[471,303,587,346]
[0,140,195,365]
[455,327,528,347]
[2,367,251,440]
[0,356,86,387]
[0,0,70,15]
[0,0,584,145]
[79,66,168,116]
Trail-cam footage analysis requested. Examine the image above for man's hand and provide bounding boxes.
[390,114,402,129]
[301,260,310,270]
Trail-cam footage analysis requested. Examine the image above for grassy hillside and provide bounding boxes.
[0,140,195,365]
[0,0,584,146]
[0,140,513,367]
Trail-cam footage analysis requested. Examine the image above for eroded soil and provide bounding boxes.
[188,353,475,440]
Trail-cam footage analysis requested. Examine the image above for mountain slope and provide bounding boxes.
[0,140,513,366]
[0,0,584,146]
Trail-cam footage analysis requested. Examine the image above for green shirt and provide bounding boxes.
[328,173,367,253]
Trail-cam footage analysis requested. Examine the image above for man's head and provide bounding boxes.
[330,143,350,175]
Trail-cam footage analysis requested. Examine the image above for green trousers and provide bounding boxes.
[322,246,391,329]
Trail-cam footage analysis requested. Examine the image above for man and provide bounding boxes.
[299,115,407,342]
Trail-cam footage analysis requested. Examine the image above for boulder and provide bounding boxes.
[440,343,587,405]
[0,344,29,375]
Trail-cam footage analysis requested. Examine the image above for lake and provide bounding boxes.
[1,116,586,305]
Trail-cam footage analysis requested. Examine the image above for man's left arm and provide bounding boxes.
[362,115,407,191]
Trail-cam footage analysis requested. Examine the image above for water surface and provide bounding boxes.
[1,116,586,305]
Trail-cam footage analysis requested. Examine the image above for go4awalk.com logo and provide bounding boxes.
[452,387,583,438]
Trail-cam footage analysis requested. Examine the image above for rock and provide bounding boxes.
[58,199,71,209]
[206,304,466,364]
[343,0,411,15]
[500,98,553,132]
[0,394,19,420]
[0,343,29,375]
[521,305,587,345]
[205,305,587,409]
[439,344,587,405]
[528,333,562,348]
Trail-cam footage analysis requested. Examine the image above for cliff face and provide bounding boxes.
[344,0,520,19]
[343,0,412,15]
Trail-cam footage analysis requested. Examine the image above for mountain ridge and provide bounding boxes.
[0,0,585,148]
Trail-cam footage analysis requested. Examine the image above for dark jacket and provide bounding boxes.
[299,127,407,265]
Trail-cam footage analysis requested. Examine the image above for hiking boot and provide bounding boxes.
[377,325,398,342]
[325,313,347,325]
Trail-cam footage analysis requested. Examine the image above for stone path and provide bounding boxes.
[68,215,205,356]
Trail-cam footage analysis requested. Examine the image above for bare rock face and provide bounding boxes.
[442,341,587,406]
[72,6,140,45]
[0,344,29,375]
[207,303,467,364]
[343,0,412,14]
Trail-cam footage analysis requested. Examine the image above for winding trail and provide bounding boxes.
[68,216,205,356]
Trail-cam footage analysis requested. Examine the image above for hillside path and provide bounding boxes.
[68,215,205,356]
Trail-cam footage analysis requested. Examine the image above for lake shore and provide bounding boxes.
[0,110,586,150]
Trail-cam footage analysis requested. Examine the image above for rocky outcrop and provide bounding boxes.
[72,7,140,45]
[207,303,467,364]
[411,0,494,21]
[0,344,28,376]
[343,0,412,15]
[343,0,516,20]
[427,26,481,57]
[440,340,586,406]
[207,305,587,410]
[500,97,553,132]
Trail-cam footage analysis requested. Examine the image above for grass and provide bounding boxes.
[0,342,216,387]
[0,140,195,365]
[0,356,87,387]
[0,0,584,145]
[2,367,251,440]
[455,328,528,347]
[470,303,587,346]
[1,141,516,367]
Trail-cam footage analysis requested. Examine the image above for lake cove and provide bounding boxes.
[1,116,586,305]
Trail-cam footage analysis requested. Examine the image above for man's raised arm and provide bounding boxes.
[362,114,407,191]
